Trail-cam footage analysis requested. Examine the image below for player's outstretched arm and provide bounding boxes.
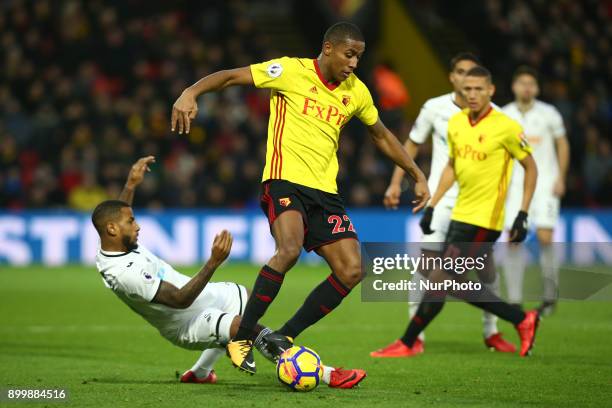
[118,156,156,206]
[384,140,420,210]
[429,159,455,208]
[553,136,570,197]
[509,154,537,242]
[367,119,430,212]
[171,67,254,134]
[152,231,233,309]
[518,154,538,213]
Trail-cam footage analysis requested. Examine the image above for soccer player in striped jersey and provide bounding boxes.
[378,66,541,357]
[171,22,429,375]
[371,53,516,358]
[502,66,570,315]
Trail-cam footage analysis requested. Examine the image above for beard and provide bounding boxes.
[122,234,138,252]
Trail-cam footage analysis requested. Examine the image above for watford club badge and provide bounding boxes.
[342,95,351,106]
[279,197,291,207]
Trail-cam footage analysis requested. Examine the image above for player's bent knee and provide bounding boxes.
[334,261,362,288]
[274,244,302,268]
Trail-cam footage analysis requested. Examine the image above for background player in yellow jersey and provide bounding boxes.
[388,66,541,357]
[371,53,517,358]
[170,22,430,377]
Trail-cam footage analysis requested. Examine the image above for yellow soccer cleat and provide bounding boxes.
[226,339,256,374]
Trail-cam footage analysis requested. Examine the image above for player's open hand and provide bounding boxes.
[383,183,401,210]
[171,88,198,134]
[126,156,155,188]
[412,179,431,213]
[209,230,233,267]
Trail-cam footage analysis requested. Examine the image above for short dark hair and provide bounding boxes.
[512,65,539,83]
[450,52,481,71]
[466,65,492,82]
[323,22,364,45]
[92,200,130,234]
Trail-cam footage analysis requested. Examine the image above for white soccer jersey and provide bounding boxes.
[409,93,461,202]
[95,245,241,345]
[502,100,566,190]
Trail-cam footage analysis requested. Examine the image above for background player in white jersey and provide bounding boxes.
[371,53,515,358]
[93,156,365,387]
[502,66,570,315]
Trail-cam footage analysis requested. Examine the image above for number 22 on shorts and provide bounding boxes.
[327,215,355,234]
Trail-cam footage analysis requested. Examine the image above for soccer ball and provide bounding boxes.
[276,346,323,392]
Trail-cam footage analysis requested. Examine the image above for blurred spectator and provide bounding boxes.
[68,171,108,211]
[372,62,410,133]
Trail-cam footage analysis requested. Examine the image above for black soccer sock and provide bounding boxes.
[401,291,446,347]
[278,273,350,339]
[234,265,284,340]
[451,284,526,325]
[469,301,525,325]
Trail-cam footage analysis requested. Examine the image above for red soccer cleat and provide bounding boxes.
[515,310,540,357]
[328,367,366,389]
[369,338,424,358]
[180,370,217,384]
[484,333,517,353]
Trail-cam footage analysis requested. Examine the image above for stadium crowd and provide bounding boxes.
[1,0,610,210]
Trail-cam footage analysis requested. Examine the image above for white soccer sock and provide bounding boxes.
[482,274,500,338]
[540,244,559,302]
[409,270,426,341]
[322,365,334,384]
[190,348,224,378]
[503,244,526,304]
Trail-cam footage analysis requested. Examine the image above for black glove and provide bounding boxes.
[510,210,528,242]
[420,206,435,234]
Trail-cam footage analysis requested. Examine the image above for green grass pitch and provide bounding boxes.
[1,264,611,407]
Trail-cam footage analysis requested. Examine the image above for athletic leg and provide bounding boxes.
[233,210,304,340]
[537,228,558,315]
[278,238,360,338]
[503,242,527,305]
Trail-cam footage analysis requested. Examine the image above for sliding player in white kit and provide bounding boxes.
[371,53,516,358]
[93,156,364,388]
[502,66,570,316]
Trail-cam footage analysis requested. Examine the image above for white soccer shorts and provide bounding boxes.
[175,283,248,350]
[505,187,560,230]
[421,199,454,251]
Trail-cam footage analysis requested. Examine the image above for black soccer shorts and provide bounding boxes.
[260,180,358,251]
[444,220,501,259]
